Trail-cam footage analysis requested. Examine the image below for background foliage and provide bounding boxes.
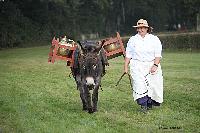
[0,0,200,48]
[121,32,200,50]
[158,32,200,50]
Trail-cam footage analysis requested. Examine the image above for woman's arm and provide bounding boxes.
[154,57,160,65]
[124,57,131,73]
[150,57,161,73]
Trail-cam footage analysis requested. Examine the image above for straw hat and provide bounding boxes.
[133,19,153,32]
[133,19,152,28]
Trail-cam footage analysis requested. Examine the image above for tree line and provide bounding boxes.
[0,0,199,48]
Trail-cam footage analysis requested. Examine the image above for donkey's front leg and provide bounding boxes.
[92,86,99,112]
[92,79,101,112]
[84,86,93,113]
[79,87,87,111]
[77,77,87,111]
[80,92,87,111]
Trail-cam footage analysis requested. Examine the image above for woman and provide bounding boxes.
[124,19,163,113]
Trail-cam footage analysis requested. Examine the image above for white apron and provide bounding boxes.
[129,59,163,103]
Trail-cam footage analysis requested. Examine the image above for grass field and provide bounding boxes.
[0,46,200,133]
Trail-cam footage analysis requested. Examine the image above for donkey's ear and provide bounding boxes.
[77,40,81,44]
[95,40,106,53]
[76,41,84,55]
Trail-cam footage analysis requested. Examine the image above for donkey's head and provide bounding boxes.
[77,40,105,87]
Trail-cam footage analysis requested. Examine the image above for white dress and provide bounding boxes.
[126,33,163,103]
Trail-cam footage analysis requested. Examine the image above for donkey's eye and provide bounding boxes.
[93,65,97,69]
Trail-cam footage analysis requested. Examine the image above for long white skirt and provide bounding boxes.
[129,59,163,103]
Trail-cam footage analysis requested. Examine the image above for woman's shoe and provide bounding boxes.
[147,104,152,110]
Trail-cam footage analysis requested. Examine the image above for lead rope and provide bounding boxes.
[116,72,149,95]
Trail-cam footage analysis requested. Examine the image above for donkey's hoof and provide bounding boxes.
[82,107,87,111]
[82,109,87,112]
[88,108,94,114]
[93,108,98,112]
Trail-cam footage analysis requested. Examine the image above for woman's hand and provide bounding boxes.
[124,57,131,74]
[151,57,160,74]
[150,65,158,74]
[124,65,129,74]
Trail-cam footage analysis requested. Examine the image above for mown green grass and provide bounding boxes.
[0,46,199,133]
